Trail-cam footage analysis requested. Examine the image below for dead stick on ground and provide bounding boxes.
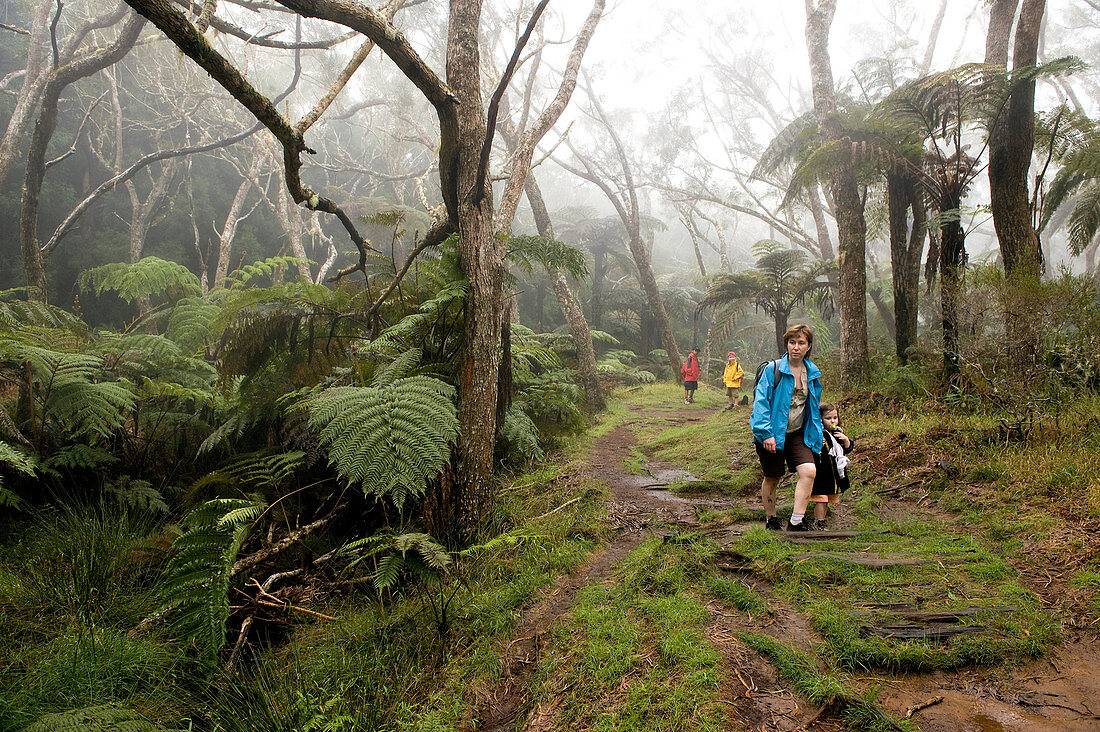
[905,695,944,718]
[534,496,582,520]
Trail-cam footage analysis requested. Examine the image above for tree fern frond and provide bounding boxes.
[499,406,543,464]
[222,257,311,289]
[0,295,88,335]
[105,476,169,514]
[507,235,589,280]
[79,257,201,304]
[370,348,423,387]
[157,497,266,662]
[1067,182,1100,256]
[307,377,458,509]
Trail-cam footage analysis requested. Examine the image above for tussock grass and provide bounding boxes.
[739,633,910,732]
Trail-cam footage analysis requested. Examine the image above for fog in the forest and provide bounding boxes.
[1,0,1098,329]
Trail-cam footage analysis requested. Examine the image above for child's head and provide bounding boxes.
[820,402,839,429]
[727,350,736,362]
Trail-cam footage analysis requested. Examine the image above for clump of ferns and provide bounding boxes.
[339,527,539,659]
[155,348,463,663]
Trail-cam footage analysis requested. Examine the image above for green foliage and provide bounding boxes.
[306,371,457,510]
[2,342,134,447]
[500,405,544,464]
[0,441,35,508]
[341,531,452,592]
[156,498,266,663]
[0,290,88,335]
[78,257,201,305]
[223,257,310,289]
[507,235,589,280]
[23,705,174,732]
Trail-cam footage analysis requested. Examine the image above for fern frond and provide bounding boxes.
[222,257,311,289]
[307,376,458,509]
[500,406,543,464]
[79,257,201,304]
[1067,182,1100,256]
[0,295,88,335]
[106,476,169,514]
[370,348,423,387]
[157,497,266,662]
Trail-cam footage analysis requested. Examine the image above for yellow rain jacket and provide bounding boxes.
[723,360,744,388]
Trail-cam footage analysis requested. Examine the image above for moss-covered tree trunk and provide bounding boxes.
[805,0,869,384]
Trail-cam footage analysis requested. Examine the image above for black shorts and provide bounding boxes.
[684,380,698,390]
[755,425,816,478]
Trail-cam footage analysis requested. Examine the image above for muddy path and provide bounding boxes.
[470,401,1100,732]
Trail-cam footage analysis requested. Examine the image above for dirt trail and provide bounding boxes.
[471,403,1100,731]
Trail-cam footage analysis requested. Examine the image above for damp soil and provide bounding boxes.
[469,402,1100,732]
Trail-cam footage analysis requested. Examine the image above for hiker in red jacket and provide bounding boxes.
[681,347,700,404]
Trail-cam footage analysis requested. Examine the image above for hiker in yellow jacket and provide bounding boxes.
[723,351,744,410]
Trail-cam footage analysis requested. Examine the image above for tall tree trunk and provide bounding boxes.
[805,0,869,383]
[986,0,1046,375]
[525,176,605,411]
[447,0,502,540]
[887,172,925,363]
[590,248,606,330]
[939,212,966,383]
[19,12,146,301]
[213,155,263,285]
[0,0,54,191]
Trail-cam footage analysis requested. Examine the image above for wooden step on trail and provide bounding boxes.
[851,607,1018,621]
[790,553,951,568]
[777,529,892,541]
[861,623,988,640]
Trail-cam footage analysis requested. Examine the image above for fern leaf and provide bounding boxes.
[307,377,458,509]
[79,257,201,304]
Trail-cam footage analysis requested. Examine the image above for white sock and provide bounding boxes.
[790,513,804,525]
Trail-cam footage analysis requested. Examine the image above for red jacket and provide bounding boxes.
[681,353,700,381]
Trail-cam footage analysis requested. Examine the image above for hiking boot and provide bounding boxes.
[786,519,812,532]
[812,519,827,531]
[764,516,782,531]
[684,398,690,404]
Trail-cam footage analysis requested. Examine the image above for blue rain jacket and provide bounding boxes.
[749,354,823,453]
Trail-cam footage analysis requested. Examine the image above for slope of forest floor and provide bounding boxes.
[2,382,1100,731]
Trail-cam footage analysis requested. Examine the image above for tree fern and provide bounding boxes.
[78,257,201,304]
[0,440,35,508]
[341,531,451,592]
[156,497,266,663]
[25,704,178,732]
[8,343,135,446]
[305,375,458,510]
[499,405,544,464]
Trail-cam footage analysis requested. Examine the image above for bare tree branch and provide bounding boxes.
[472,0,550,205]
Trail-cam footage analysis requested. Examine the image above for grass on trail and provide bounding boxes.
[526,534,729,732]
[617,384,1067,679]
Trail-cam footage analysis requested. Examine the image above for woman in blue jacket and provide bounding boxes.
[750,324,823,532]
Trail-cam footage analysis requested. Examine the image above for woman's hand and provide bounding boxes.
[763,437,777,453]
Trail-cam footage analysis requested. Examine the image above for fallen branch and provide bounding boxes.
[534,496,581,520]
[905,695,944,719]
